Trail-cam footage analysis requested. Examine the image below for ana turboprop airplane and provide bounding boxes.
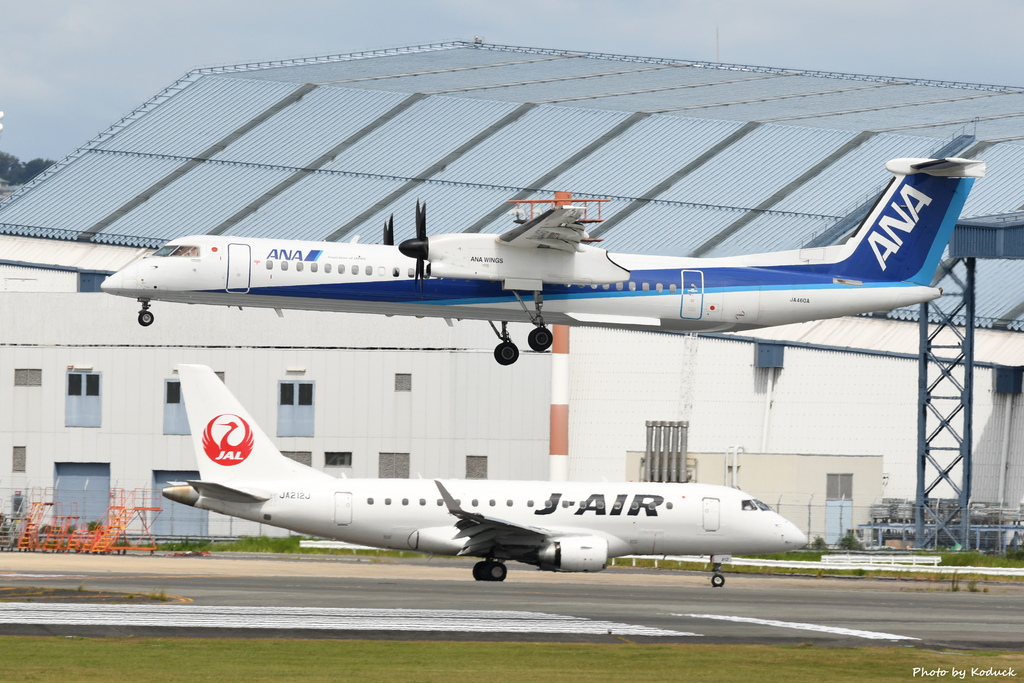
[102,158,984,365]
[164,363,807,585]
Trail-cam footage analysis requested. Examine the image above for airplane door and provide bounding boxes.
[334,492,352,526]
[680,270,704,320]
[226,243,251,293]
[702,497,720,532]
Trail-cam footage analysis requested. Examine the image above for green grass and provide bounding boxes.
[3,638,1022,683]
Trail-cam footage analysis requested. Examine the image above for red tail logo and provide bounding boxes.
[202,414,254,466]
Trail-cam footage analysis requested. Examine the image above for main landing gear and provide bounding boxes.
[472,559,508,582]
[137,299,154,327]
[489,291,554,365]
[710,556,726,588]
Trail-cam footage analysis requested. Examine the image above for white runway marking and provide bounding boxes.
[679,613,918,641]
[0,573,87,579]
[0,604,696,637]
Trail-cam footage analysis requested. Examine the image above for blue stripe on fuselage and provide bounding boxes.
[208,262,913,306]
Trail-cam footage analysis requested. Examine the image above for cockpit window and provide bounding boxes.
[741,499,758,511]
[755,499,771,511]
[153,244,200,257]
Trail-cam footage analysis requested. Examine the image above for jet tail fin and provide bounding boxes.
[834,157,984,286]
[177,364,329,486]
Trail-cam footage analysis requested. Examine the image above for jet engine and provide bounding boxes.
[537,535,609,572]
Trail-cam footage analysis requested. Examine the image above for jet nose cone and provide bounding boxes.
[100,271,122,293]
[785,522,808,548]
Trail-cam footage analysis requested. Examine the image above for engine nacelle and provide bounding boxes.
[537,535,609,572]
[424,233,628,286]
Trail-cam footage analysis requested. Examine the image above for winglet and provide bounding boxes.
[434,480,462,515]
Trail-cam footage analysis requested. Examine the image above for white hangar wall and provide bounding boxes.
[567,326,1017,504]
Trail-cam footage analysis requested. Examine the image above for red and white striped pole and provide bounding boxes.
[549,325,570,481]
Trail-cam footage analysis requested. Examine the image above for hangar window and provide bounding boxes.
[395,373,412,392]
[66,371,101,428]
[266,261,274,270]
[14,369,42,386]
[163,379,189,435]
[325,452,352,468]
[282,451,312,467]
[278,381,314,437]
[12,446,26,473]
[465,455,487,479]
[378,452,410,479]
[352,265,360,275]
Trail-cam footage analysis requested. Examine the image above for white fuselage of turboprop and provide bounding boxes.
[101,234,938,333]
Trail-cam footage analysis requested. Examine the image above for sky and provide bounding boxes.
[3,0,1024,161]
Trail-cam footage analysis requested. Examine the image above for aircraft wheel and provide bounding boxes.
[527,326,553,352]
[711,573,725,588]
[138,310,154,327]
[472,561,487,581]
[494,341,520,366]
[486,561,507,582]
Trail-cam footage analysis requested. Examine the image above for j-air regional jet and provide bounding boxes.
[102,158,985,365]
[165,363,807,585]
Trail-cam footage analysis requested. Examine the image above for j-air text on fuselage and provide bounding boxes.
[164,364,807,586]
[101,158,985,365]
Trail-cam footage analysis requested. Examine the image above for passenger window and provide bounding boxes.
[378,266,385,276]
[385,498,391,505]
[367,497,374,505]
[562,500,571,508]
[352,265,359,275]
[419,499,426,506]
[310,263,318,273]
[616,282,623,291]
[489,499,496,507]
[393,267,400,277]
[402,498,409,506]
[339,264,346,275]
[666,501,673,510]
[629,282,636,291]
[408,268,415,278]
[527,500,534,507]
[324,263,332,274]
[603,284,610,290]
[281,261,289,271]
[437,499,443,506]
[266,261,274,270]
[367,266,375,277]
[642,282,649,292]
[656,283,663,293]
[296,262,304,272]
[471,499,478,507]
[669,284,677,293]
[506,500,513,507]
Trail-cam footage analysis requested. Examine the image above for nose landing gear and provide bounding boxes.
[137,299,154,327]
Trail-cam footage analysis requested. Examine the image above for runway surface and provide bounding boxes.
[1,551,1022,648]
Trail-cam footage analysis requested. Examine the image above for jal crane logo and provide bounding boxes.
[202,413,254,466]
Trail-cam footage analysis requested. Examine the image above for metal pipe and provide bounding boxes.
[760,367,776,453]
[998,393,1014,507]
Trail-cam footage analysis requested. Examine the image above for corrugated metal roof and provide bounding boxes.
[4,40,1024,326]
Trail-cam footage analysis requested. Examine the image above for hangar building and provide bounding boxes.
[2,41,1023,546]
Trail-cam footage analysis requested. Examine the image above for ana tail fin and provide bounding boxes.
[177,364,328,485]
[834,157,984,286]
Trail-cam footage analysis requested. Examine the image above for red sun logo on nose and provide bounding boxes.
[202,414,254,466]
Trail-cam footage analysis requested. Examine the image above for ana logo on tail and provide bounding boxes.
[202,414,254,466]
[867,183,933,271]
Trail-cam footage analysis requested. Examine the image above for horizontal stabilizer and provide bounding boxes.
[885,157,986,178]
[187,480,269,503]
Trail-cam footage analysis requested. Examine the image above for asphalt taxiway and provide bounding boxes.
[1,551,1022,648]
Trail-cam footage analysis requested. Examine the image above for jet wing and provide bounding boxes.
[497,207,589,253]
[434,481,549,556]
